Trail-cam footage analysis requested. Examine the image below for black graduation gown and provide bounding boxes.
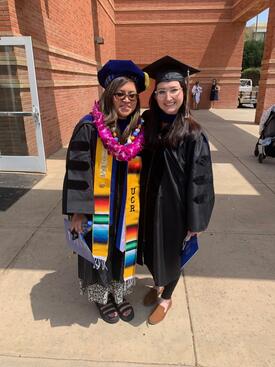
[62,114,127,288]
[138,130,215,286]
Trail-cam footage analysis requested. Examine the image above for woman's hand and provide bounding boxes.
[71,213,86,233]
[185,230,201,241]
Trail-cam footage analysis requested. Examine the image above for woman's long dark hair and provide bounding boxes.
[99,76,141,143]
[144,80,201,149]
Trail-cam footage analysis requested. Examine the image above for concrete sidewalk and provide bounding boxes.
[0,109,275,367]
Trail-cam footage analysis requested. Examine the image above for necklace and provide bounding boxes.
[91,102,144,161]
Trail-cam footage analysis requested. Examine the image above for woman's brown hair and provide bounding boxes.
[144,80,201,149]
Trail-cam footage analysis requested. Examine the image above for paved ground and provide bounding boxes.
[0,173,43,211]
[0,109,275,367]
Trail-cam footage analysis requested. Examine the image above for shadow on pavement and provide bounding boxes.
[0,172,44,211]
[1,109,275,331]
[30,263,153,328]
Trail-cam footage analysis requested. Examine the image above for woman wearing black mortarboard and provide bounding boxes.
[138,56,215,324]
[62,60,149,323]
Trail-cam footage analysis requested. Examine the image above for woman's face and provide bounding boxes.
[155,80,184,115]
[113,81,138,119]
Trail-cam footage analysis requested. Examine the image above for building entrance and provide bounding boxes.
[0,36,46,173]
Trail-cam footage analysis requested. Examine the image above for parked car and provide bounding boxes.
[239,79,253,93]
[238,79,258,108]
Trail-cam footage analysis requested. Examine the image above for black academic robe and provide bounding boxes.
[138,129,215,286]
[62,114,127,288]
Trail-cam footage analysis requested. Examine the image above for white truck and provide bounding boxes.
[238,79,258,108]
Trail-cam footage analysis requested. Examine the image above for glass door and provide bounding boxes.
[0,36,46,173]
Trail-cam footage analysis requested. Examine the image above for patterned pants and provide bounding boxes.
[79,278,135,305]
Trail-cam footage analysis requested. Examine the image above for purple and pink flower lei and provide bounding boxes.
[91,102,144,161]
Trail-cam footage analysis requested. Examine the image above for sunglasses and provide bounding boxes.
[113,91,138,101]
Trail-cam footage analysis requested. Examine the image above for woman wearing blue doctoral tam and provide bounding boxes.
[63,60,149,323]
[138,56,215,324]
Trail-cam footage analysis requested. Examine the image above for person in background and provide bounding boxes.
[138,56,215,325]
[192,80,203,110]
[63,60,149,324]
[210,78,220,108]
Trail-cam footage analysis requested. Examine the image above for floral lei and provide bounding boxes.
[91,102,144,161]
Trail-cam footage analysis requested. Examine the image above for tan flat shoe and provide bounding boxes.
[143,287,163,306]
[148,300,172,325]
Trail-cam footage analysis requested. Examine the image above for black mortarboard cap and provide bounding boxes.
[143,55,200,83]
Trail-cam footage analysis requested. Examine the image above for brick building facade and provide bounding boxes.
[0,0,273,160]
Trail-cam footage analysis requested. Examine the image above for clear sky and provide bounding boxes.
[246,8,269,26]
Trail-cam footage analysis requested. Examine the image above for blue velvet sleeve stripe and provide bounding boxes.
[115,166,128,251]
[81,114,93,122]
[109,159,118,226]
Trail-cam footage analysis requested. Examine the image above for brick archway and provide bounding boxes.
[232,0,273,123]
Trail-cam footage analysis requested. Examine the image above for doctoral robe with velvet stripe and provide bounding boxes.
[137,129,215,286]
[62,115,129,288]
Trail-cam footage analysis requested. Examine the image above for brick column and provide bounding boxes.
[0,0,12,34]
[255,2,275,123]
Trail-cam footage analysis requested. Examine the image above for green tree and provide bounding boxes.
[241,67,261,86]
[242,39,264,70]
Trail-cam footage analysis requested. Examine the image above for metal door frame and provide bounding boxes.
[0,36,46,173]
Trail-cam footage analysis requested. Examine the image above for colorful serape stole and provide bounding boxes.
[92,138,113,269]
[92,136,141,281]
[115,157,141,281]
[123,157,141,281]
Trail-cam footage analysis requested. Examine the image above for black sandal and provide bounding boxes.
[95,299,119,324]
[113,299,134,322]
